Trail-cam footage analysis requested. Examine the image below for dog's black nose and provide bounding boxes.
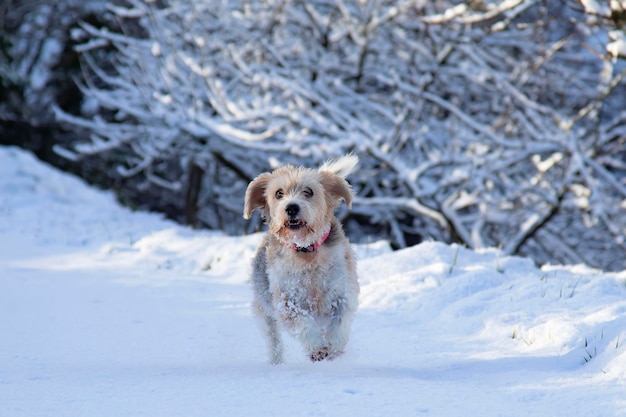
[286,203,300,218]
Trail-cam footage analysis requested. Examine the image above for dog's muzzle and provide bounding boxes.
[286,204,304,230]
[286,203,299,217]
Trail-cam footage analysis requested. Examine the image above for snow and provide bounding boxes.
[608,30,626,59]
[580,0,612,17]
[30,38,63,90]
[1,146,625,416]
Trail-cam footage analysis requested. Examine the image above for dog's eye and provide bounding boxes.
[303,188,314,198]
[275,189,284,200]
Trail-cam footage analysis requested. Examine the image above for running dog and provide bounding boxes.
[243,155,359,364]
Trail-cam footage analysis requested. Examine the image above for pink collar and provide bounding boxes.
[291,227,331,253]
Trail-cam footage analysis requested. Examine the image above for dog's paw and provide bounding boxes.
[309,346,330,362]
[325,349,345,361]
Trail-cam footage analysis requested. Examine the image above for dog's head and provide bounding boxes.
[243,155,357,248]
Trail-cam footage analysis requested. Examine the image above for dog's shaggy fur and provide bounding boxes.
[243,155,359,364]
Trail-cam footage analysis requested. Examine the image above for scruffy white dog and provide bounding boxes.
[243,155,359,364]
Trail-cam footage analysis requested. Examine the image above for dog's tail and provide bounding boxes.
[319,153,359,178]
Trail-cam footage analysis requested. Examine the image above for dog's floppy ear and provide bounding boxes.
[320,172,354,209]
[244,172,272,219]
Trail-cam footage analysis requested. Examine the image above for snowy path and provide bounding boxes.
[1,147,625,416]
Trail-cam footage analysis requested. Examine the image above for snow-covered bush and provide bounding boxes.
[55,0,626,271]
[0,0,111,127]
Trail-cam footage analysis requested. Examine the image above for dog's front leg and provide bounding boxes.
[251,244,284,364]
[325,296,355,359]
[263,313,284,364]
[252,300,284,364]
[299,319,331,362]
[277,295,329,361]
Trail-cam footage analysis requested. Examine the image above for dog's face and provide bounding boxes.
[244,165,353,247]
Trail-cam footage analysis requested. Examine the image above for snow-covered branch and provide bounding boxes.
[53,0,626,270]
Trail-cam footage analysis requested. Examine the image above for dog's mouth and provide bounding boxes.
[286,219,306,230]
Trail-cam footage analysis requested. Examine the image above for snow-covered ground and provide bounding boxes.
[1,146,625,417]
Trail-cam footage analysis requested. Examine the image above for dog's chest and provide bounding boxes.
[266,249,344,314]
